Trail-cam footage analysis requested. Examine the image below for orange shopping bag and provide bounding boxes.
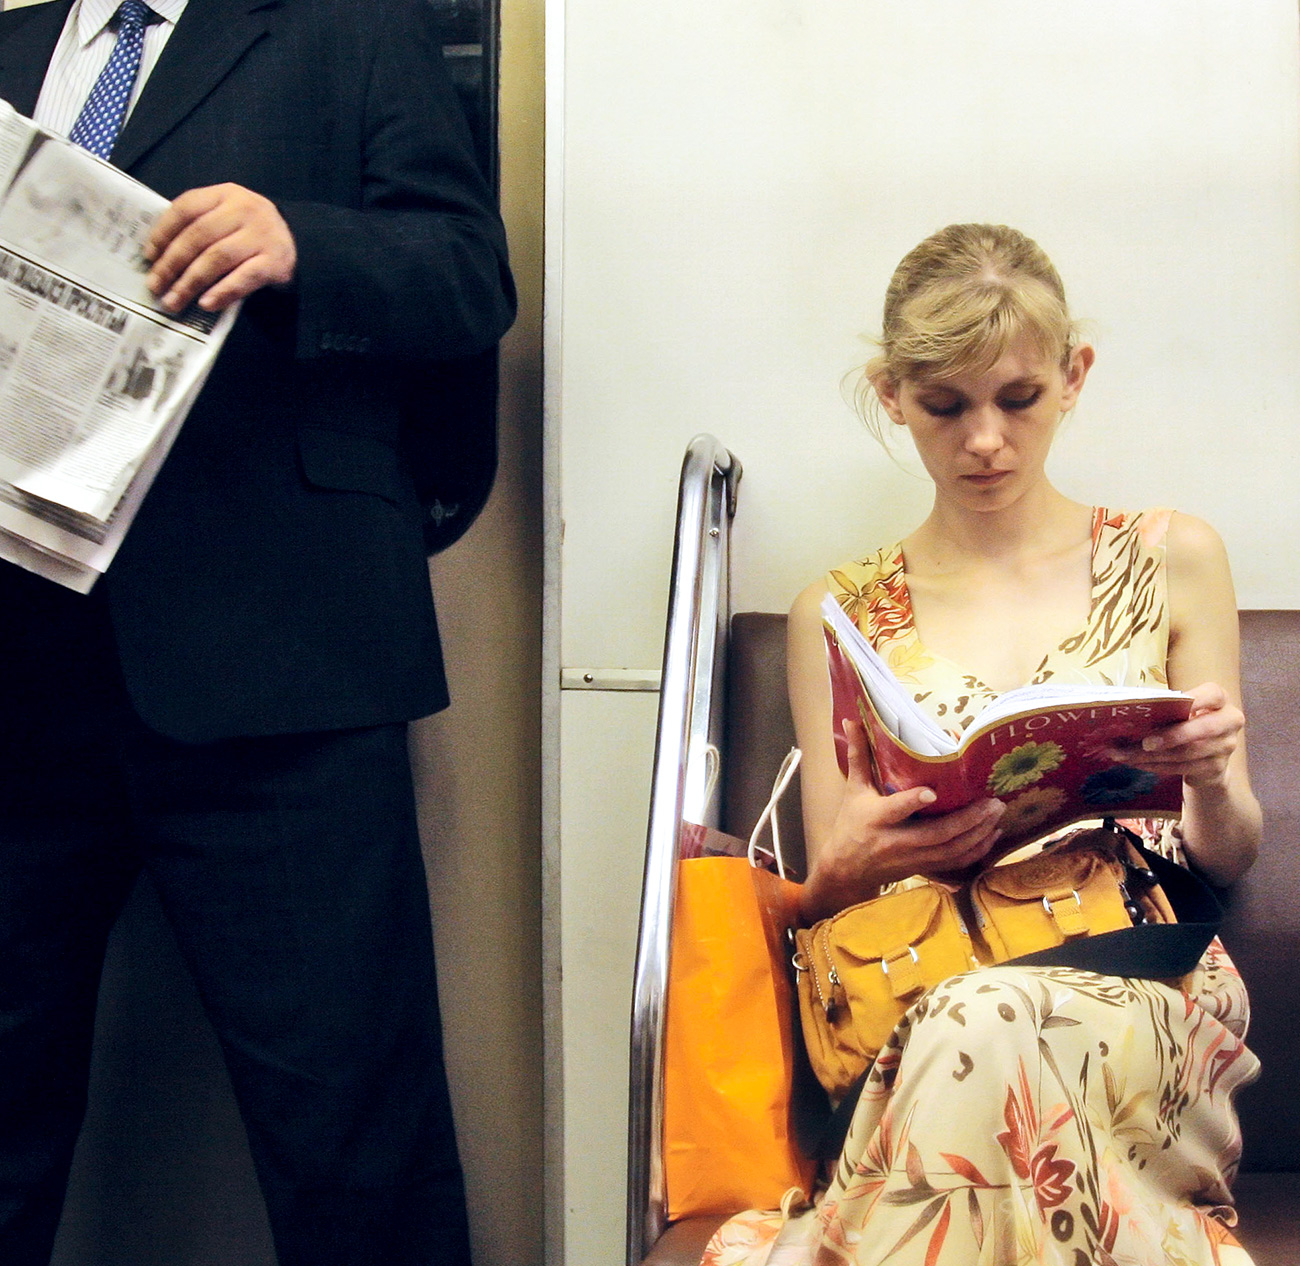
[663,751,817,1219]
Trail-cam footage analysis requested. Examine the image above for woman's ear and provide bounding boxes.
[873,374,908,427]
[1060,343,1095,411]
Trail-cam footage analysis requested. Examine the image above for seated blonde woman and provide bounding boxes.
[704,224,1260,1266]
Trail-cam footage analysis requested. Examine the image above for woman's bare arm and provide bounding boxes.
[787,580,1004,922]
[1108,513,1260,885]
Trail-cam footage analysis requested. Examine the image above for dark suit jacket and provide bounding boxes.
[0,0,516,742]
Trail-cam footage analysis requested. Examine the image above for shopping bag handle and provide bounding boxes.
[747,747,802,880]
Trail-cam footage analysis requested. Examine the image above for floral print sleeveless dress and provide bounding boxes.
[702,510,1259,1266]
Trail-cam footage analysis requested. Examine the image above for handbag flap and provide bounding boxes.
[978,847,1109,901]
[828,886,946,963]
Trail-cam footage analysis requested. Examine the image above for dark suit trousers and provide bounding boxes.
[0,573,470,1266]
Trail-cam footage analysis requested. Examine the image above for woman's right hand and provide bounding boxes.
[799,720,1005,924]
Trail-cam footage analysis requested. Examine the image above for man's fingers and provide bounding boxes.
[143,185,225,265]
[158,243,250,312]
[144,184,296,311]
[156,232,293,312]
[193,256,276,312]
[147,205,244,304]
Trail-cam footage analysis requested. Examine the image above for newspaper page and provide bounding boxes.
[0,99,237,592]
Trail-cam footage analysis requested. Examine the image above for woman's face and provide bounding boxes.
[876,334,1094,512]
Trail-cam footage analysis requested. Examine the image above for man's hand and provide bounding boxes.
[144,183,297,313]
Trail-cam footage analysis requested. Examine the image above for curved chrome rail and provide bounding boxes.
[626,435,742,1265]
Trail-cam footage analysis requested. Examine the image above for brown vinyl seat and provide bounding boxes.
[641,609,1300,1265]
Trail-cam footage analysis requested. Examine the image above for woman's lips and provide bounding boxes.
[963,470,1011,486]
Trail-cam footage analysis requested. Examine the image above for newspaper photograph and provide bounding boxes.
[0,98,237,592]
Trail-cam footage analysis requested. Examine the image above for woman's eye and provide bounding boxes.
[1000,391,1042,411]
[919,399,963,418]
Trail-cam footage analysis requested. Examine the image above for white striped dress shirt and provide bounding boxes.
[32,0,189,137]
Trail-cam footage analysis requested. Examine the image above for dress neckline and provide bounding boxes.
[887,506,1112,696]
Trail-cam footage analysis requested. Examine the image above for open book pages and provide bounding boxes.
[820,594,1192,847]
[820,595,1187,755]
[0,99,237,591]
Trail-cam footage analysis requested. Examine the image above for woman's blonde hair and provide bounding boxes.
[856,224,1080,437]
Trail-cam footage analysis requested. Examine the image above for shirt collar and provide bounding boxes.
[75,0,189,47]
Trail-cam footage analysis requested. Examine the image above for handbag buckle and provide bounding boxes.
[1043,889,1089,938]
[879,945,919,975]
[880,945,924,1000]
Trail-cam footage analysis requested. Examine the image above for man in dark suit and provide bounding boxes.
[0,1,515,1262]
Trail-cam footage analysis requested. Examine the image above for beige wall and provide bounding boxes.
[418,0,546,1263]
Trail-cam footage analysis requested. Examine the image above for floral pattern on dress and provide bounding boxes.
[704,969,1257,1266]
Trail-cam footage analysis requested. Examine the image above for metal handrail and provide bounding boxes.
[626,435,742,1265]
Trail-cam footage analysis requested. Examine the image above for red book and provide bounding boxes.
[821,596,1189,849]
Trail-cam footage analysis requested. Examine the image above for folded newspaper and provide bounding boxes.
[0,99,236,592]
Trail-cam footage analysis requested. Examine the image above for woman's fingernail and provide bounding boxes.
[1142,736,1162,752]
[918,788,937,805]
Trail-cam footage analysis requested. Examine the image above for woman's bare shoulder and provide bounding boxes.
[1164,511,1239,666]
[1166,510,1228,560]
[1165,511,1233,594]
[789,575,830,624]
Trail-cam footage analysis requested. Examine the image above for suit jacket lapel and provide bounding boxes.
[0,0,74,117]
[112,0,282,172]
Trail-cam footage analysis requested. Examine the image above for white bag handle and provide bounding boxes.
[747,747,802,881]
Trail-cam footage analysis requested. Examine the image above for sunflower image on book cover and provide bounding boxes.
[987,740,1066,795]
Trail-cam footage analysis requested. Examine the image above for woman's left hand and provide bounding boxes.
[1105,682,1242,790]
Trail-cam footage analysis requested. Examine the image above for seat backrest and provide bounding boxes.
[723,613,804,870]
[1220,611,1300,1171]
[722,609,1300,1173]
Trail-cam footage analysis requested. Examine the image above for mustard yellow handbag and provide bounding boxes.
[793,826,1193,1101]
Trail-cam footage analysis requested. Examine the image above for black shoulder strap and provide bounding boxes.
[1007,844,1222,978]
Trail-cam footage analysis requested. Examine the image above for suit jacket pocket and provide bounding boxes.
[298,427,410,506]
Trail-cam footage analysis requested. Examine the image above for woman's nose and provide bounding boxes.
[963,407,1005,455]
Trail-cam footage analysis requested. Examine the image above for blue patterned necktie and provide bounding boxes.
[68,1,158,160]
